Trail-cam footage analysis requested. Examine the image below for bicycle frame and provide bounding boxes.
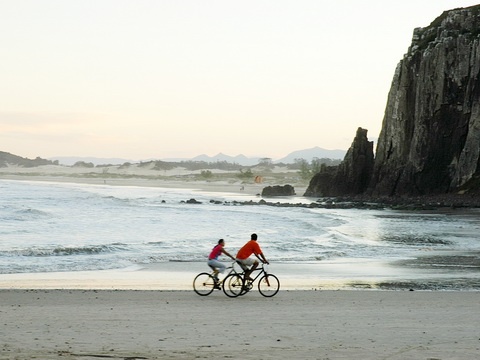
[242,263,270,288]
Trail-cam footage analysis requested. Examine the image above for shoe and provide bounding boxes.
[214,285,221,290]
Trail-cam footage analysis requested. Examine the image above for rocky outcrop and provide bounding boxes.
[371,5,480,196]
[305,128,374,196]
[303,166,337,197]
[262,185,295,197]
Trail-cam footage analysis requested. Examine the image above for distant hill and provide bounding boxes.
[0,151,56,167]
[275,147,346,164]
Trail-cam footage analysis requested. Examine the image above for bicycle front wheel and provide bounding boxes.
[193,272,215,296]
[222,274,244,298]
[258,274,280,297]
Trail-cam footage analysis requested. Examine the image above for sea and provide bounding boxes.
[1,179,479,290]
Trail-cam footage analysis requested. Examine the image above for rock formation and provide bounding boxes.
[371,5,480,196]
[307,5,480,197]
[262,184,295,197]
[304,128,374,196]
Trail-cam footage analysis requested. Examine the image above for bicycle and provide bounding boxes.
[193,269,222,296]
[193,262,240,296]
[222,262,280,298]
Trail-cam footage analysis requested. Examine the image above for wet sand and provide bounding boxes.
[1,256,479,291]
[0,257,470,289]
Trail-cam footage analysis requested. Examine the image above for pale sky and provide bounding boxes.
[1,1,479,161]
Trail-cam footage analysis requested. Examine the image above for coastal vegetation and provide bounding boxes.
[0,151,58,167]
[0,150,340,188]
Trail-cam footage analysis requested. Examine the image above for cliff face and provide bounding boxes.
[371,5,480,196]
[306,5,480,198]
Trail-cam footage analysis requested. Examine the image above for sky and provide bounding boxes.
[1,1,479,161]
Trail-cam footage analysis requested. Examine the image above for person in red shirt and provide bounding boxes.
[236,233,269,281]
[208,239,235,286]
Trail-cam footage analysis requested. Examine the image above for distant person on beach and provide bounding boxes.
[208,239,235,284]
[236,233,269,281]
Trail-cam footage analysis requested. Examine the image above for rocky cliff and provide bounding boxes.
[307,5,480,197]
[371,5,480,196]
[305,128,374,196]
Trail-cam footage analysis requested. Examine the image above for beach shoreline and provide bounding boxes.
[0,261,379,291]
[2,175,480,292]
[3,172,480,210]
[1,257,478,292]
[0,173,275,196]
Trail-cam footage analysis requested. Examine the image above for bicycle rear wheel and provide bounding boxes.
[258,274,280,297]
[193,272,215,296]
[222,274,244,298]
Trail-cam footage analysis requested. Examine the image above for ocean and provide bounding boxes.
[1,179,479,290]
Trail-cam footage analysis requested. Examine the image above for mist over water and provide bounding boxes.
[1,180,479,289]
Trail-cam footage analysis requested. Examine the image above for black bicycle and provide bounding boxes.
[222,263,280,298]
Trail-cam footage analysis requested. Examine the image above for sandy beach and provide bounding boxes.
[2,260,478,359]
[2,168,480,359]
[1,289,479,360]
[0,163,307,197]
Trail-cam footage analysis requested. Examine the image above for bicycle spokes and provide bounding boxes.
[193,273,216,296]
[258,274,280,297]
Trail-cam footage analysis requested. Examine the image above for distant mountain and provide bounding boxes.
[46,147,346,167]
[164,148,346,166]
[49,156,134,166]
[275,147,346,164]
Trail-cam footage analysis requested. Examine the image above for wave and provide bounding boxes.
[146,241,165,246]
[0,256,135,274]
[10,208,52,221]
[0,243,129,257]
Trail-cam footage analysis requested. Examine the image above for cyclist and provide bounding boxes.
[236,233,269,281]
[207,239,236,287]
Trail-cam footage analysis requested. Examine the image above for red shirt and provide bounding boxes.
[236,240,262,260]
